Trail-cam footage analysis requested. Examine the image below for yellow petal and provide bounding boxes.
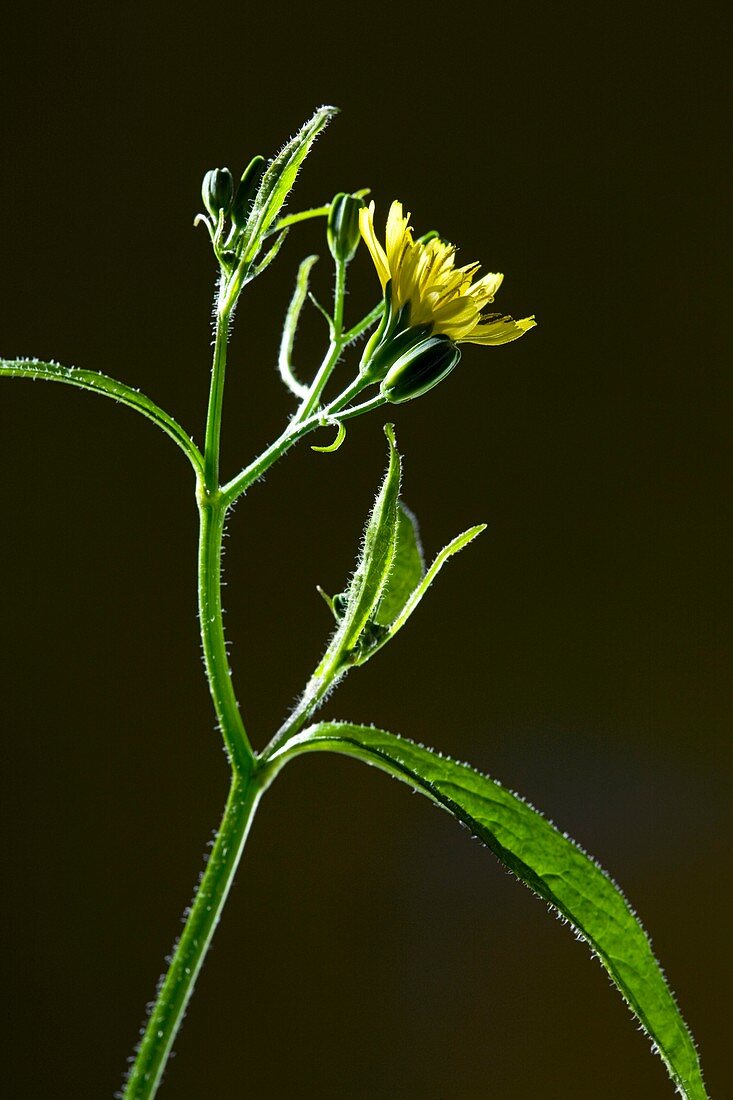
[469,271,504,303]
[461,315,537,345]
[359,203,390,289]
[385,200,412,273]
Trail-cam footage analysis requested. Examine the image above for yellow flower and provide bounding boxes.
[359,200,535,345]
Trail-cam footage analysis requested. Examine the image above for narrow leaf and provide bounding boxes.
[243,106,338,260]
[0,358,202,475]
[272,722,707,1100]
[247,227,289,281]
[313,424,401,679]
[279,255,319,399]
[372,524,486,651]
[373,503,424,626]
[311,420,346,454]
[266,203,331,237]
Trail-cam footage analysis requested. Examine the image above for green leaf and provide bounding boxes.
[246,227,289,282]
[1,358,203,475]
[266,203,331,237]
[311,420,346,454]
[243,106,338,262]
[279,255,319,400]
[320,423,401,663]
[360,523,485,664]
[373,503,424,626]
[388,524,486,635]
[269,722,707,1100]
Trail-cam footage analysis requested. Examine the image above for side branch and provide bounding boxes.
[1,358,204,477]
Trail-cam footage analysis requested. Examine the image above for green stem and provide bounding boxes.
[219,385,383,507]
[197,495,254,768]
[123,771,264,1099]
[293,257,347,425]
[203,296,230,491]
[124,285,256,1097]
[342,299,384,345]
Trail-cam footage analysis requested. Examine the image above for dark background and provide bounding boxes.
[1,4,729,1098]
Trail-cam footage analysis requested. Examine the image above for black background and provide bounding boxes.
[1,4,729,1098]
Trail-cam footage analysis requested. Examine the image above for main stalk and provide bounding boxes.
[123,296,258,1097]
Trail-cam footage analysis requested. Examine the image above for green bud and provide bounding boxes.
[231,155,266,229]
[202,168,234,219]
[362,319,431,383]
[380,335,461,404]
[327,192,363,264]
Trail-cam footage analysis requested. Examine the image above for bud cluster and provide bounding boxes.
[198,156,267,275]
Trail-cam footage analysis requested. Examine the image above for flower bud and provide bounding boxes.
[380,335,461,404]
[361,320,430,382]
[231,155,266,229]
[327,192,363,264]
[202,168,234,219]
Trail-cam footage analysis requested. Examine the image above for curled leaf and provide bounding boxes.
[311,421,346,453]
[279,255,319,399]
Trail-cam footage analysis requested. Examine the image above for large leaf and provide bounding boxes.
[267,721,707,1100]
[1,358,202,474]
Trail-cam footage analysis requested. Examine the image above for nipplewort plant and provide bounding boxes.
[1,107,706,1098]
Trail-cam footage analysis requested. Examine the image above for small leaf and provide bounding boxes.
[278,255,319,400]
[336,423,401,654]
[271,722,707,1100]
[311,421,346,453]
[316,585,337,618]
[357,523,485,664]
[243,106,338,262]
[387,524,486,636]
[373,503,424,626]
[312,424,401,681]
[246,227,289,281]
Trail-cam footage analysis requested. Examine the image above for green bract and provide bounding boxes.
[380,333,461,403]
[231,154,265,229]
[0,107,706,1100]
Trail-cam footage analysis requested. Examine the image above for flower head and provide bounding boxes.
[359,200,535,345]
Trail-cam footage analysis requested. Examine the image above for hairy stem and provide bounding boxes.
[122,772,263,1099]
[203,296,229,491]
[197,495,254,769]
[123,289,256,1097]
[293,256,347,424]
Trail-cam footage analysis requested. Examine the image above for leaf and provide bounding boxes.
[311,420,346,454]
[243,106,338,261]
[1,358,203,475]
[373,503,424,626]
[278,254,319,399]
[388,524,486,635]
[246,227,289,281]
[269,722,707,1100]
[321,423,401,662]
[360,523,485,664]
